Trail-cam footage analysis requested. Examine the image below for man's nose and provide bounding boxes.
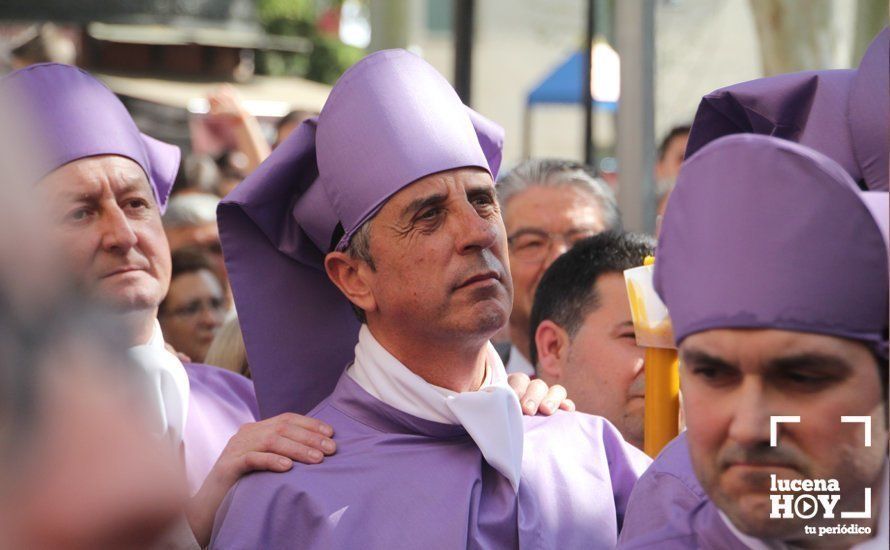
[455,203,498,253]
[542,239,571,270]
[726,379,773,447]
[100,207,138,253]
[198,307,223,329]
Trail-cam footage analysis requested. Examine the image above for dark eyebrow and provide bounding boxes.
[116,177,154,197]
[466,184,495,199]
[765,353,852,374]
[401,192,449,220]
[680,348,736,369]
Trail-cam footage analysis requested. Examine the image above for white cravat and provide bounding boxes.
[347,325,524,492]
[128,320,190,444]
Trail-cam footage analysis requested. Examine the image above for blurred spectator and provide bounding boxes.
[655,124,690,183]
[654,124,691,233]
[274,109,316,148]
[159,249,227,364]
[206,85,271,175]
[8,23,76,69]
[529,232,655,449]
[0,295,187,550]
[176,153,223,197]
[162,192,229,300]
[205,315,250,378]
[214,150,250,199]
[496,158,621,375]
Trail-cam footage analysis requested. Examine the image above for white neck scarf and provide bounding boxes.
[347,325,524,492]
[128,320,190,444]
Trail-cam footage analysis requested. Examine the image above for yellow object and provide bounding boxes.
[625,255,680,457]
[643,348,680,457]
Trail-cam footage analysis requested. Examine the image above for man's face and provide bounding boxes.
[656,133,688,182]
[158,269,226,363]
[545,273,645,447]
[38,155,171,313]
[680,329,888,540]
[503,185,606,339]
[164,222,227,288]
[362,167,512,344]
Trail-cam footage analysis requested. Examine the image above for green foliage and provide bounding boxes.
[256,0,364,84]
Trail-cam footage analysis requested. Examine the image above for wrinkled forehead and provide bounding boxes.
[377,166,495,213]
[39,154,153,198]
[503,184,603,225]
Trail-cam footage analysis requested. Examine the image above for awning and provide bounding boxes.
[96,71,331,117]
[526,49,618,110]
[87,22,311,53]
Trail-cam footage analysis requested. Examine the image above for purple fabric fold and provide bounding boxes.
[182,363,259,494]
[685,28,888,191]
[210,372,651,549]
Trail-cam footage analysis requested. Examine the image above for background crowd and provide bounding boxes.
[0,2,887,549]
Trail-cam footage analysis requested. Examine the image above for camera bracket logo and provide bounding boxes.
[768,416,872,522]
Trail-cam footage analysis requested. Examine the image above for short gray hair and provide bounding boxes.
[497,159,621,230]
[342,219,375,323]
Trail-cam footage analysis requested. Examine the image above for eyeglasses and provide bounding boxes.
[161,297,227,320]
[507,228,600,263]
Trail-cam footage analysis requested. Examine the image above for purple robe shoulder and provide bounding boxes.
[617,432,746,549]
[210,374,650,549]
[183,363,259,493]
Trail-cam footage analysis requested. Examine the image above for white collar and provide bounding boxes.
[505,344,536,377]
[718,460,889,549]
[347,325,524,492]
[128,320,190,444]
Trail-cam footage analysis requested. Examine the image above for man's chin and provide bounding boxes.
[713,488,801,540]
[462,299,510,337]
[94,287,162,315]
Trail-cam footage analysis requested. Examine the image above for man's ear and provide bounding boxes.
[324,252,377,315]
[535,320,570,382]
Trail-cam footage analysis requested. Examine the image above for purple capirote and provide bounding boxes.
[655,134,889,358]
[685,27,888,191]
[210,373,651,549]
[217,49,505,419]
[0,63,180,211]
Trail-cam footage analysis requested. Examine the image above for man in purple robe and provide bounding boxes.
[619,27,889,548]
[210,49,650,549]
[0,63,342,546]
[619,134,888,548]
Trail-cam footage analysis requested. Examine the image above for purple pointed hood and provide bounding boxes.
[655,134,888,359]
[685,28,888,191]
[218,49,505,418]
[1,63,180,211]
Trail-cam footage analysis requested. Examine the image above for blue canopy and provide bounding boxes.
[527,51,617,110]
